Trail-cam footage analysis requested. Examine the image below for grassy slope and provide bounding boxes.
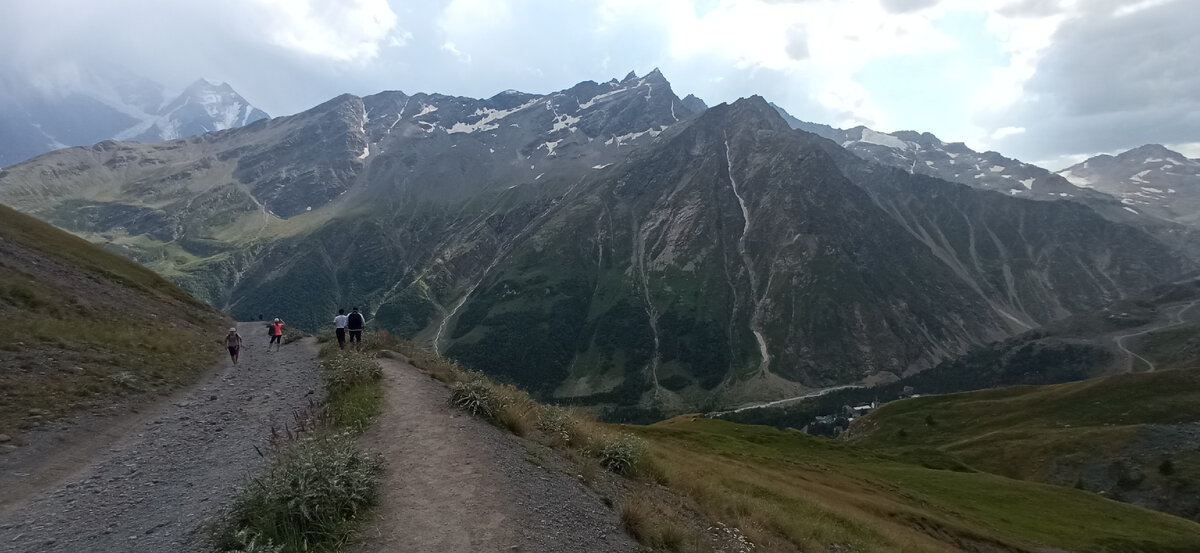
[0,203,227,436]
[389,339,1200,552]
[848,369,1200,479]
[638,417,1200,552]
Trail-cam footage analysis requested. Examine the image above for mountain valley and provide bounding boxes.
[0,70,1195,413]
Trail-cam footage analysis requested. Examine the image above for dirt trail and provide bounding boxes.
[1114,299,1200,373]
[0,322,323,553]
[355,356,636,553]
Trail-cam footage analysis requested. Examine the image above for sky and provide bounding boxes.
[0,0,1196,169]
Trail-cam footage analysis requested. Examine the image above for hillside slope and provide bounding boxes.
[640,416,1200,552]
[0,202,226,438]
[848,368,1200,522]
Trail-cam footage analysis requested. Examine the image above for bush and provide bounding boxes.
[281,326,307,345]
[450,378,501,420]
[598,433,647,476]
[1159,458,1176,476]
[538,405,579,445]
[322,351,382,392]
[226,432,383,552]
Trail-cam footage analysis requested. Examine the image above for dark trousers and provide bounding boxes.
[336,328,346,348]
[349,330,362,343]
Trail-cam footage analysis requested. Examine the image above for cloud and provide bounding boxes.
[249,0,401,63]
[784,25,811,60]
[880,0,940,14]
[990,126,1025,140]
[995,0,1063,18]
[1,0,1195,166]
[983,0,1200,160]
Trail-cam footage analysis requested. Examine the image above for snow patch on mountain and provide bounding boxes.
[446,99,540,134]
[1059,168,1094,187]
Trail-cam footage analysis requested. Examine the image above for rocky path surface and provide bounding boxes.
[0,322,322,553]
[354,356,636,553]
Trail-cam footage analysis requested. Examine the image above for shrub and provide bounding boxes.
[322,351,382,392]
[450,378,500,420]
[1159,459,1176,476]
[227,432,383,552]
[599,433,647,476]
[282,326,307,345]
[538,405,578,445]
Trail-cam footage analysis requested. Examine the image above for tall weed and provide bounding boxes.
[226,432,382,552]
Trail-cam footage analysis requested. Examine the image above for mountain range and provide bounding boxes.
[0,69,1193,411]
[0,64,267,167]
[1058,144,1200,227]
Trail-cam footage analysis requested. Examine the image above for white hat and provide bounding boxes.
[229,327,237,332]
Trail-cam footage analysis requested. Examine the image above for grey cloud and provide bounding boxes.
[995,0,1064,18]
[985,0,1200,161]
[880,0,939,14]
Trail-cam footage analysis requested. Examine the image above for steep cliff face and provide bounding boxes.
[437,98,1012,407]
[817,140,1189,327]
[0,73,1191,410]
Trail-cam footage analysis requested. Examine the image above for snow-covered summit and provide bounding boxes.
[0,67,268,167]
[119,79,268,142]
[769,104,1085,200]
[1057,145,1200,225]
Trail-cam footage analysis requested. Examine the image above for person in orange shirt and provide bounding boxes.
[268,318,285,351]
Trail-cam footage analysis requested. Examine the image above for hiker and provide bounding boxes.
[347,307,365,346]
[268,317,285,351]
[225,327,243,364]
[334,308,349,349]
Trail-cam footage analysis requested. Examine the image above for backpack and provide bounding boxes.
[348,312,364,329]
[268,325,276,336]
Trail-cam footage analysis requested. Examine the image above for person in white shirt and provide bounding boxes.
[334,309,349,349]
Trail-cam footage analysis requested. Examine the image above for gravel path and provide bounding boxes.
[0,322,323,553]
[354,356,637,553]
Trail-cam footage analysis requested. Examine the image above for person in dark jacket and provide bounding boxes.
[347,307,366,346]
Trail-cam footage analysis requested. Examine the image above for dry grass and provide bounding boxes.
[634,417,1200,553]
[619,492,711,553]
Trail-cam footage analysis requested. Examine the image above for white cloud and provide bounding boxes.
[990,126,1026,139]
[1167,142,1200,159]
[2,0,1194,166]
[248,0,400,63]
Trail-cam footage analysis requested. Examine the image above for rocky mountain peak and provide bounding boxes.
[0,68,269,167]
[767,103,1088,200]
[1118,143,1190,164]
[681,94,708,113]
[715,95,792,134]
[1057,144,1200,226]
